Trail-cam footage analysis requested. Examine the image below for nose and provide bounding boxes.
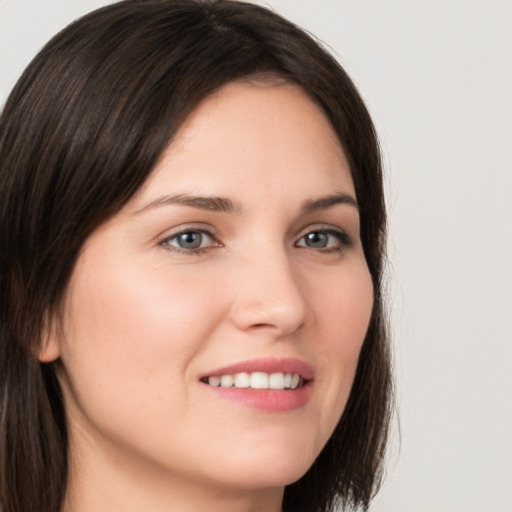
[228,250,308,337]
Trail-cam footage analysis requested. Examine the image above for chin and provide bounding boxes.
[201,434,320,491]
[215,462,310,492]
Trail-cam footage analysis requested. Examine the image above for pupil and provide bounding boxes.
[179,232,202,249]
[306,232,327,248]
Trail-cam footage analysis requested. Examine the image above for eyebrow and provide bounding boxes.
[133,191,358,216]
[299,192,359,214]
[133,194,239,215]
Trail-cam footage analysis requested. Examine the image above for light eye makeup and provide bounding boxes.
[157,222,353,257]
[158,225,221,255]
[295,226,352,254]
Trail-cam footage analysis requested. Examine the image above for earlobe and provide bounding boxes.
[38,338,61,363]
[37,313,62,363]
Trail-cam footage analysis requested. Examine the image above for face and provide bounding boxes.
[44,82,373,502]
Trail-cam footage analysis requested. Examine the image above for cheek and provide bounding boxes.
[330,273,373,355]
[64,258,220,352]
[314,259,374,355]
[309,261,374,434]
[57,259,225,420]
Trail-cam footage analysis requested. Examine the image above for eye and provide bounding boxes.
[159,228,219,254]
[172,231,208,250]
[295,228,351,251]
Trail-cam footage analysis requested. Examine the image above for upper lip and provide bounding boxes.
[200,358,314,381]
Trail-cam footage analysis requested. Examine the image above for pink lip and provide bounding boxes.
[200,358,314,412]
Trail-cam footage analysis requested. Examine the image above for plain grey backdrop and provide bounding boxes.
[1,1,511,511]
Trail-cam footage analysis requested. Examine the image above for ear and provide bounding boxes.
[38,338,61,363]
[37,312,62,363]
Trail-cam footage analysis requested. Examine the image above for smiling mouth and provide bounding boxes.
[200,372,305,390]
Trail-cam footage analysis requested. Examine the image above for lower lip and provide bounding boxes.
[202,382,313,412]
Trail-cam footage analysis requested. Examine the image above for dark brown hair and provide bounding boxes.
[0,1,392,511]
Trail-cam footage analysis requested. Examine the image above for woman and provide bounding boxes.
[0,1,392,511]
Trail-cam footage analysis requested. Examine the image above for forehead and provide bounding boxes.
[133,81,354,207]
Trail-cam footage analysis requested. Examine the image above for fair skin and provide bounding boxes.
[41,81,374,512]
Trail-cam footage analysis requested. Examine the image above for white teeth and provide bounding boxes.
[250,372,269,389]
[206,372,303,390]
[208,376,221,387]
[234,372,250,388]
[269,372,285,390]
[220,375,234,387]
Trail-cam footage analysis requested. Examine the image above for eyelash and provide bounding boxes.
[295,228,352,253]
[158,226,352,256]
[158,228,218,255]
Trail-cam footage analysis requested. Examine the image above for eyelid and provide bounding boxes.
[157,224,221,253]
[294,224,353,249]
[155,223,352,255]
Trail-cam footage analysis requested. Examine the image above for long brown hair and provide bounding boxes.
[0,1,392,511]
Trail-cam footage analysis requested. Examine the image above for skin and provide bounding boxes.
[41,82,374,512]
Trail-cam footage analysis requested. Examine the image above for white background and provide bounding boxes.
[1,1,511,511]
